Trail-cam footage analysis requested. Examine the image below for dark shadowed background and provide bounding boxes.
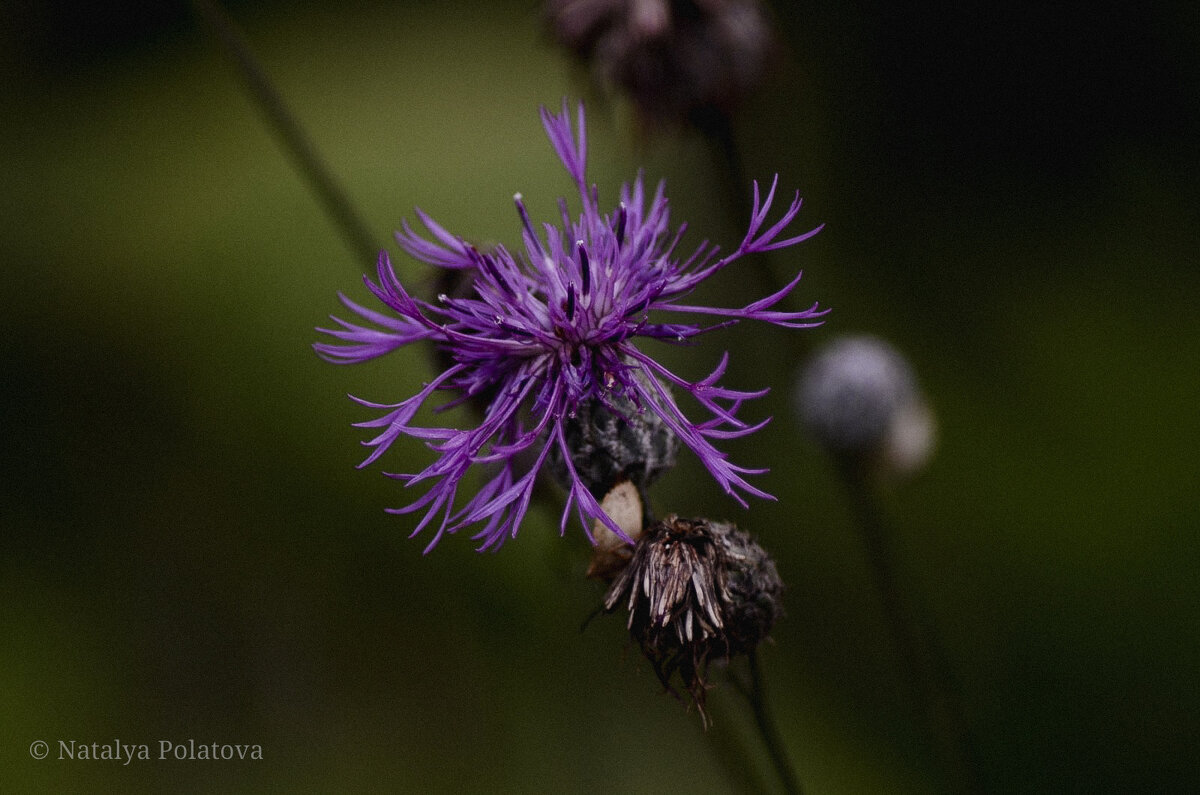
[2,0,1198,791]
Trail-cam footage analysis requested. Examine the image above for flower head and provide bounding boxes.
[315,101,824,552]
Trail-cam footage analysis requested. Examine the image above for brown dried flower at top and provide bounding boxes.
[546,0,777,128]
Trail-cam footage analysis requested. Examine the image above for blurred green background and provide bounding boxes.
[2,0,1198,791]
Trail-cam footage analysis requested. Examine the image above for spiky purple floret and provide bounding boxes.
[314,100,826,552]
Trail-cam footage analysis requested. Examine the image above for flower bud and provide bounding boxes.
[586,479,647,581]
[603,514,783,720]
[549,380,679,499]
[795,335,936,477]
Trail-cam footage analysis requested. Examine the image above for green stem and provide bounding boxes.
[192,0,379,266]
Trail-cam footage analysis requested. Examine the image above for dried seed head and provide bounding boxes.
[603,514,783,721]
[546,0,777,128]
[795,334,936,478]
[716,518,784,656]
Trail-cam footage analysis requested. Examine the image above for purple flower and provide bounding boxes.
[315,101,825,552]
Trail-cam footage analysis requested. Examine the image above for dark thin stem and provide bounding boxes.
[702,111,797,310]
[701,690,773,795]
[703,112,810,795]
[192,0,379,266]
[709,118,982,791]
[839,462,984,793]
[742,650,804,795]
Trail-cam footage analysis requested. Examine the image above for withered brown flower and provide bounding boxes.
[603,514,783,719]
[546,0,777,129]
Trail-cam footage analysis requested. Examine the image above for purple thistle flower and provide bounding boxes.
[315,101,826,552]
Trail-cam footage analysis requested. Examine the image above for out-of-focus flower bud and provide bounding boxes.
[795,334,936,477]
[603,514,783,721]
